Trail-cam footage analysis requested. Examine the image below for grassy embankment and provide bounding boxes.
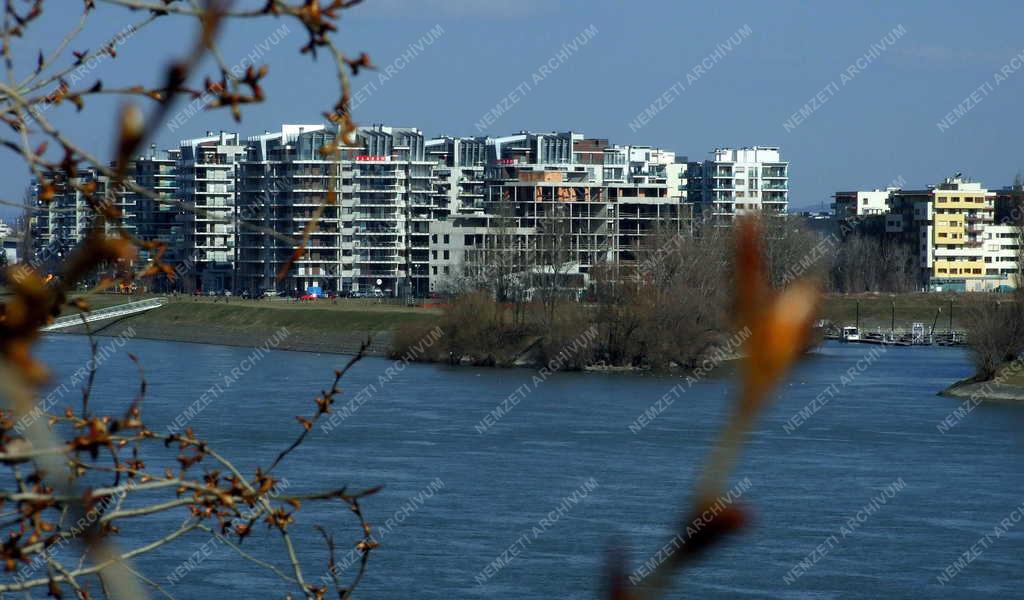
[1,289,1012,363]
[819,292,974,332]
[50,295,443,355]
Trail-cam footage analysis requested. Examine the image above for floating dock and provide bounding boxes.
[824,325,966,347]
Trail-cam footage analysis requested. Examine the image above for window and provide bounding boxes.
[431,266,437,275]
[431,234,437,243]
[443,250,450,260]
[443,266,450,274]
[443,234,450,244]
[431,250,437,259]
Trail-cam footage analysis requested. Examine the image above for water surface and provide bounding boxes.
[26,336,1024,599]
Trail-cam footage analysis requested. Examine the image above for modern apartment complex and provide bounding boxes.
[688,146,789,224]
[124,147,183,287]
[238,124,446,296]
[26,123,785,296]
[836,176,1022,291]
[177,131,246,292]
[427,133,691,293]
[29,169,117,266]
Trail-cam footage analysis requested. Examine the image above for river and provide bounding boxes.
[22,336,1024,598]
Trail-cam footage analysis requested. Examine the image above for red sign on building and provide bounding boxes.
[355,155,388,162]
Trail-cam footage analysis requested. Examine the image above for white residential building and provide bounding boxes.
[177,131,246,291]
[425,136,487,216]
[237,124,447,297]
[688,146,788,223]
[29,170,114,265]
[982,224,1021,289]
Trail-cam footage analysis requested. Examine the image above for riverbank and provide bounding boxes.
[28,291,998,365]
[820,292,975,332]
[47,297,443,356]
[939,361,1024,402]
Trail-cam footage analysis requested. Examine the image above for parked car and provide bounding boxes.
[372,289,385,298]
[301,293,318,301]
[223,290,232,297]
[262,289,279,298]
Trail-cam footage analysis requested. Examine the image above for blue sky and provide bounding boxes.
[3,0,1023,220]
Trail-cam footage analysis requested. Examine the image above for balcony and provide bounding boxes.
[356,256,401,264]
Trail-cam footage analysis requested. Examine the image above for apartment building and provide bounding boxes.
[425,135,487,216]
[980,224,1021,288]
[177,131,246,292]
[428,132,691,294]
[839,176,1020,291]
[123,147,184,289]
[29,169,115,265]
[237,124,337,295]
[25,124,785,297]
[888,178,997,289]
[832,189,893,219]
[340,125,444,297]
[237,124,447,297]
[688,146,788,224]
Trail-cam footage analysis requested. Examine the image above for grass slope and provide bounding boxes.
[820,293,975,332]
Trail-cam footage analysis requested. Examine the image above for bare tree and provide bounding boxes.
[830,234,916,293]
[961,195,1024,381]
[759,216,821,287]
[534,201,574,327]
[963,299,1024,380]
[633,226,732,368]
[0,2,382,597]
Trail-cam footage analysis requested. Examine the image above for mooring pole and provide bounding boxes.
[856,300,860,331]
